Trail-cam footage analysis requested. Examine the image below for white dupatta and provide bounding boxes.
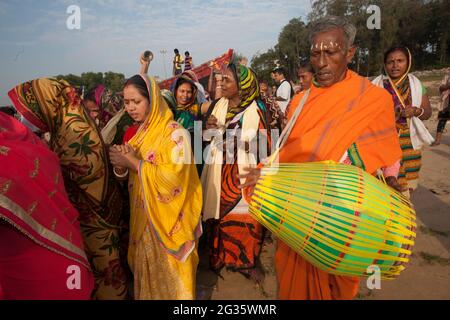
[372,73,434,150]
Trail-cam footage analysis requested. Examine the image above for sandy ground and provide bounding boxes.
[196,73,450,300]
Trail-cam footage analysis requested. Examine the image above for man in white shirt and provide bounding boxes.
[273,67,293,114]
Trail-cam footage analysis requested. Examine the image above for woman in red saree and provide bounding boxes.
[0,112,93,299]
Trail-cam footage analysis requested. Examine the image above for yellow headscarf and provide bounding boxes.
[127,75,202,266]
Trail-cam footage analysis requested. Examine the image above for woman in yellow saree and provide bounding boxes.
[109,74,202,299]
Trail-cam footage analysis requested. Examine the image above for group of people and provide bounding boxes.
[173,49,194,76]
[0,15,442,301]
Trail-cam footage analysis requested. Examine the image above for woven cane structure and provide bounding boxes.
[249,161,416,279]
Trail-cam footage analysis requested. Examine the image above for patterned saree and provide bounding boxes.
[8,78,130,299]
[381,68,423,191]
[201,64,272,280]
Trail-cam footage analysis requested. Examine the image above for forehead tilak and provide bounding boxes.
[310,41,342,51]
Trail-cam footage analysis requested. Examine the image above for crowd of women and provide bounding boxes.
[0,15,445,300]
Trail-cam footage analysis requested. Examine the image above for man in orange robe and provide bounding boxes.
[241,16,402,300]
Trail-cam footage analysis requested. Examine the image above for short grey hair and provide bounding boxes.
[309,15,357,49]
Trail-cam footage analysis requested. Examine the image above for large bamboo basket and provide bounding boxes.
[249,161,416,279]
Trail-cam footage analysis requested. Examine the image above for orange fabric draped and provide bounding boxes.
[274,70,402,300]
[280,70,401,174]
[276,242,360,300]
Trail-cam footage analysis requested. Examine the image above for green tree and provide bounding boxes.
[104,71,126,92]
[80,72,104,92]
[254,0,449,83]
[56,74,82,87]
[276,18,310,79]
[55,71,126,95]
[427,0,450,66]
[308,0,449,74]
[251,18,309,83]
[250,49,279,85]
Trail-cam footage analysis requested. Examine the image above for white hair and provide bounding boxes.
[309,15,357,49]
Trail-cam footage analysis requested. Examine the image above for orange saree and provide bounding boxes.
[274,70,402,300]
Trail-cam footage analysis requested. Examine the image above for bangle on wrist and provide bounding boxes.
[417,107,425,117]
[113,167,129,178]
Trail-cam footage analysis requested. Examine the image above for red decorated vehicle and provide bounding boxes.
[158,49,234,91]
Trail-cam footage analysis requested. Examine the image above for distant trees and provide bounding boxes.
[252,18,310,83]
[251,0,449,84]
[55,71,126,94]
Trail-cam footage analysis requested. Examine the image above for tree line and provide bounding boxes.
[55,1,449,92]
[251,0,449,84]
[55,71,126,94]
